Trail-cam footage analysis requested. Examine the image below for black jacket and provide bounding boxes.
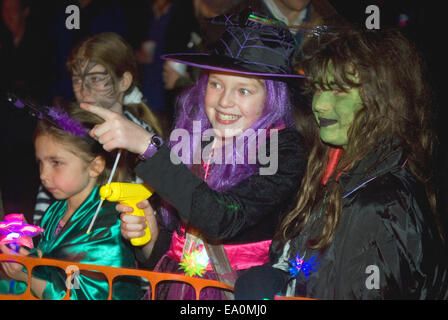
[134,127,306,257]
[236,146,448,299]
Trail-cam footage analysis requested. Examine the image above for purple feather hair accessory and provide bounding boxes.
[47,107,89,137]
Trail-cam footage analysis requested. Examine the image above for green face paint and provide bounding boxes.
[311,71,363,148]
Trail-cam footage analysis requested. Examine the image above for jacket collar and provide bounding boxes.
[337,144,408,196]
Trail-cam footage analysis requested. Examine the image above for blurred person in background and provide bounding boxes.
[47,0,128,104]
[0,0,48,222]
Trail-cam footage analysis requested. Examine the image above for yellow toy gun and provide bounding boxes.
[99,182,153,246]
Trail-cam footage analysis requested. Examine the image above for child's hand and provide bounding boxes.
[80,103,152,155]
[118,200,159,241]
[0,244,30,282]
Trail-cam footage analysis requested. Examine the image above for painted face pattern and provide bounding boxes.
[71,59,119,109]
[311,73,363,148]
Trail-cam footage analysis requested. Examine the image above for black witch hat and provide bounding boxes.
[161,9,304,78]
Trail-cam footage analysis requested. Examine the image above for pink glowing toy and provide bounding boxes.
[0,214,44,249]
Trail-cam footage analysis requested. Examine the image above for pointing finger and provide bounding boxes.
[80,103,118,121]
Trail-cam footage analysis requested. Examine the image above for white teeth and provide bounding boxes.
[217,112,240,121]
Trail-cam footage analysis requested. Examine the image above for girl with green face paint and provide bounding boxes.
[310,61,363,149]
[312,82,362,148]
[235,28,448,300]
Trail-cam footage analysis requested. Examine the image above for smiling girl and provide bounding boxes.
[204,73,266,142]
[81,11,308,299]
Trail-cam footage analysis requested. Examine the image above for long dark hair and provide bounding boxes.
[277,28,439,249]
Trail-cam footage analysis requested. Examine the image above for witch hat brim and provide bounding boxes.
[162,53,305,78]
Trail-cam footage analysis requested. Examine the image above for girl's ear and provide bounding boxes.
[119,71,133,93]
[89,155,106,178]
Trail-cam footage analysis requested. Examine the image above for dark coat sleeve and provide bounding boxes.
[134,128,307,243]
[234,264,290,300]
[333,177,448,300]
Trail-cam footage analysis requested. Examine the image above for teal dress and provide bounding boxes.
[0,186,143,300]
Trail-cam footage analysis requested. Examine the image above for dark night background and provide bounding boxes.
[0,1,446,235]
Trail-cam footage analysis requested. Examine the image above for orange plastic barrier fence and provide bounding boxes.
[0,253,313,300]
[0,253,233,300]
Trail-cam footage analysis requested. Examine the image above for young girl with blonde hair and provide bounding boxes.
[33,32,164,225]
[0,104,144,299]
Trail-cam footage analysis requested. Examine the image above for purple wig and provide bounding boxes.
[168,72,295,192]
[159,72,295,229]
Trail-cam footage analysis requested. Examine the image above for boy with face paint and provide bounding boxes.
[235,28,448,300]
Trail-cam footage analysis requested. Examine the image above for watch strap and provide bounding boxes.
[138,135,163,160]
